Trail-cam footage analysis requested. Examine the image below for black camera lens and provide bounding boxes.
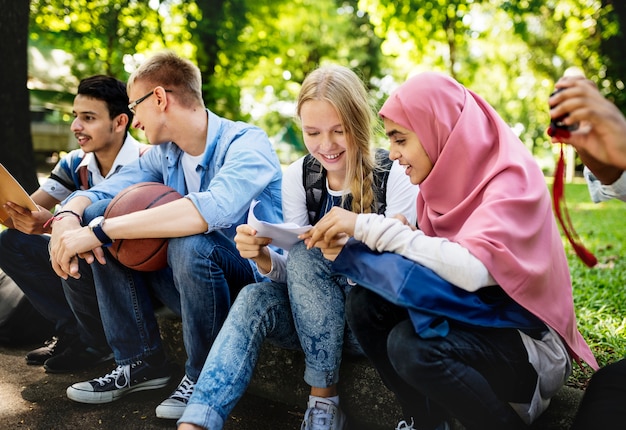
[550,89,579,132]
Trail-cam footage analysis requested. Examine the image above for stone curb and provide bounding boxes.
[158,315,583,429]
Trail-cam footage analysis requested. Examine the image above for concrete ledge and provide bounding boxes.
[158,314,583,429]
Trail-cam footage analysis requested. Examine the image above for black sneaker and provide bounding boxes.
[43,343,114,374]
[25,335,77,366]
[66,360,171,404]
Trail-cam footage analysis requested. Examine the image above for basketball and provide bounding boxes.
[104,182,182,272]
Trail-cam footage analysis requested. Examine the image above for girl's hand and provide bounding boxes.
[234,223,273,273]
[312,232,350,261]
[300,207,357,250]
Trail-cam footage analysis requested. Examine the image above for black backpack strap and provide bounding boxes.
[302,153,328,225]
[302,149,394,224]
[372,148,393,215]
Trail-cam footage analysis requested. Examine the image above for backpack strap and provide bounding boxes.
[372,148,393,216]
[78,165,90,190]
[302,153,327,225]
[302,148,394,225]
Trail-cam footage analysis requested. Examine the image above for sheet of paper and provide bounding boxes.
[247,200,311,251]
[0,164,39,223]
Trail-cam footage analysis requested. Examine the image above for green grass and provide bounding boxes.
[556,179,626,388]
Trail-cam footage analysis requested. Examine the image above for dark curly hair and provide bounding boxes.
[77,75,133,132]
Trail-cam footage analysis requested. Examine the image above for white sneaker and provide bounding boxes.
[301,397,346,430]
[155,374,195,419]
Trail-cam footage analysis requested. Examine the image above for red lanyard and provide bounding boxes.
[552,143,597,267]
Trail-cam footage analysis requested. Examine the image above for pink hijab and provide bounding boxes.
[379,72,597,368]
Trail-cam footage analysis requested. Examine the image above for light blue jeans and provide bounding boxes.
[179,281,300,429]
[287,241,362,387]
[179,242,362,429]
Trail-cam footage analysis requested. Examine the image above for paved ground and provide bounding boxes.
[0,342,304,430]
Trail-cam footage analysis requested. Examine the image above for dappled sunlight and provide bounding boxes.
[0,381,30,416]
[571,201,610,211]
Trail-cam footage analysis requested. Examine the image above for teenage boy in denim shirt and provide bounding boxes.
[47,51,283,420]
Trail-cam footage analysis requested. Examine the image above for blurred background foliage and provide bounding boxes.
[23,0,626,166]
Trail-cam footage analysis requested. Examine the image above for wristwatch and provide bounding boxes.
[88,216,114,247]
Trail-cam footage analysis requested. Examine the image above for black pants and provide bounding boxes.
[346,285,533,430]
[571,358,626,429]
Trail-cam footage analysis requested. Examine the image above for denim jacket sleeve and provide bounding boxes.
[584,166,626,203]
[184,111,283,234]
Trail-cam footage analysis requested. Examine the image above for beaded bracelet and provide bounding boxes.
[43,210,83,229]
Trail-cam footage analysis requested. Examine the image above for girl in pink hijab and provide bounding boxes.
[303,72,597,430]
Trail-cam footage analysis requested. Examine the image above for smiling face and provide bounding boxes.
[384,117,433,185]
[299,99,349,189]
[70,94,122,153]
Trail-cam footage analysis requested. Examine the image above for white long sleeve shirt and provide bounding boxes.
[354,213,496,292]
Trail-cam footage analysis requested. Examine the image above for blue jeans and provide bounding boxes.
[0,202,109,350]
[179,281,301,430]
[88,203,259,381]
[346,286,535,430]
[287,241,362,387]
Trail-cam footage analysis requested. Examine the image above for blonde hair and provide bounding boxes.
[128,51,204,108]
[296,64,377,214]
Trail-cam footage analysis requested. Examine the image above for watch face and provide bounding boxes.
[89,216,105,228]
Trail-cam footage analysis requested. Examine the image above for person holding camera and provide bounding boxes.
[549,76,626,429]
[549,75,626,202]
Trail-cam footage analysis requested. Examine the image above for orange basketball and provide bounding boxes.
[104,182,182,271]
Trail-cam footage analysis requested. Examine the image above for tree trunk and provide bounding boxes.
[0,0,38,193]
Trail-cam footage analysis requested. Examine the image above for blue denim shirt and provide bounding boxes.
[64,109,283,240]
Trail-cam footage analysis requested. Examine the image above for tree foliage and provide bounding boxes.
[355,0,625,165]
[598,0,626,108]
[30,0,164,80]
[235,0,384,137]
[21,0,626,168]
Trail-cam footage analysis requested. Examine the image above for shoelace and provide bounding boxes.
[303,405,334,430]
[395,418,415,430]
[44,337,59,348]
[93,362,135,389]
[171,375,195,402]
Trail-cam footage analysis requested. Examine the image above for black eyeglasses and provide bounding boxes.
[128,88,172,114]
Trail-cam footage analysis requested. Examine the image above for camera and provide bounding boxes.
[548,88,579,138]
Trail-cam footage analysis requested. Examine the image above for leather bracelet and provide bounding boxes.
[43,210,83,229]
